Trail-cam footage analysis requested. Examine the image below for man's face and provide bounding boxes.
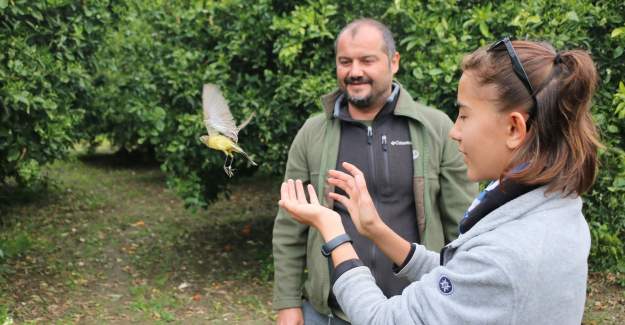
[335,25,399,111]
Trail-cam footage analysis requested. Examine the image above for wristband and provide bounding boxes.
[321,233,352,257]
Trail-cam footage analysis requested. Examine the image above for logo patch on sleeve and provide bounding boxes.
[438,275,454,295]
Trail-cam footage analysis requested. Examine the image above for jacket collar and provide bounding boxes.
[449,186,582,249]
[321,81,431,126]
[458,180,541,234]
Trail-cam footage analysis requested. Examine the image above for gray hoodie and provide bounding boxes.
[333,186,590,325]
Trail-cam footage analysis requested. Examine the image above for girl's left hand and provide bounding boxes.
[279,179,343,239]
[327,162,384,239]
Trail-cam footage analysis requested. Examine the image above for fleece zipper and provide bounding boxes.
[382,134,391,191]
[366,125,378,278]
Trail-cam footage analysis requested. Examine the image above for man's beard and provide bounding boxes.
[343,76,382,109]
[347,94,372,108]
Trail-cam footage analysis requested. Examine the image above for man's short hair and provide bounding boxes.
[334,18,396,59]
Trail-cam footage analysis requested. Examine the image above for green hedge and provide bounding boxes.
[2,0,624,271]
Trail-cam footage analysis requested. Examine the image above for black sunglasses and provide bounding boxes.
[488,37,537,112]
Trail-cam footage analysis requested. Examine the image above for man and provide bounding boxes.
[272,18,477,324]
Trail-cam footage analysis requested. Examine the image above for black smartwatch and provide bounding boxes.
[321,233,352,257]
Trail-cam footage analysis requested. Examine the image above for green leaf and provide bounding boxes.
[31,10,43,21]
[613,177,625,189]
[7,148,20,162]
[616,103,625,119]
[526,16,541,24]
[429,68,443,76]
[479,22,491,37]
[565,11,579,22]
[412,68,423,79]
[611,27,625,38]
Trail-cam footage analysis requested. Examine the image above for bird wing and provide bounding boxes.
[202,84,239,142]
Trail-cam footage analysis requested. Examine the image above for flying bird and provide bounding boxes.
[199,84,256,177]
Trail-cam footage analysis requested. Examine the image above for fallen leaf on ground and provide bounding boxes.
[108,294,122,301]
[240,223,252,237]
[132,220,145,227]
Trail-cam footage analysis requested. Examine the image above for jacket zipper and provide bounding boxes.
[366,125,377,276]
[440,245,449,266]
[382,134,390,189]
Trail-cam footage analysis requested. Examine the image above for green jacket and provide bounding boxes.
[272,84,477,315]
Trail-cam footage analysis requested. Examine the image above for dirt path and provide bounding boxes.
[1,153,624,324]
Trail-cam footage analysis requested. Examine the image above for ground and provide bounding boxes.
[0,152,623,324]
[1,152,276,324]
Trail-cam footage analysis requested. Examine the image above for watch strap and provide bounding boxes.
[321,233,352,257]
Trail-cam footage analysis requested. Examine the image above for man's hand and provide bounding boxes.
[276,307,304,325]
[327,162,384,239]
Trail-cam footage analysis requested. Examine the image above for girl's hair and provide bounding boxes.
[461,40,602,196]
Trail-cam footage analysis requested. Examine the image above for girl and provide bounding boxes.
[279,38,601,324]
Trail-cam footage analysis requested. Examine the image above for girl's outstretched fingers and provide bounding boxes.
[287,179,296,202]
[328,191,351,209]
[342,162,370,196]
[307,184,320,205]
[342,162,365,178]
[327,169,357,198]
[279,181,292,210]
[279,180,300,217]
[280,181,287,203]
[326,176,349,195]
[295,179,307,204]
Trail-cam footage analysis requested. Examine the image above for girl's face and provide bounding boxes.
[449,71,527,182]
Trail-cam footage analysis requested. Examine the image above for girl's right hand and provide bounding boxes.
[279,179,345,241]
[327,162,384,239]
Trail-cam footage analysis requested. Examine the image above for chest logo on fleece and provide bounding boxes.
[438,275,454,295]
[391,140,412,146]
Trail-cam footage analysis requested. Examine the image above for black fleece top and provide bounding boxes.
[330,84,419,303]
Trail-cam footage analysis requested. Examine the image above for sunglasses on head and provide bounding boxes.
[488,37,537,113]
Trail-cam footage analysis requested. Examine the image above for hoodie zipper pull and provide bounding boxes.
[382,134,388,151]
[367,126,373,145]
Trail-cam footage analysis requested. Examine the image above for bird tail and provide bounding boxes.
[232,144,257,166]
